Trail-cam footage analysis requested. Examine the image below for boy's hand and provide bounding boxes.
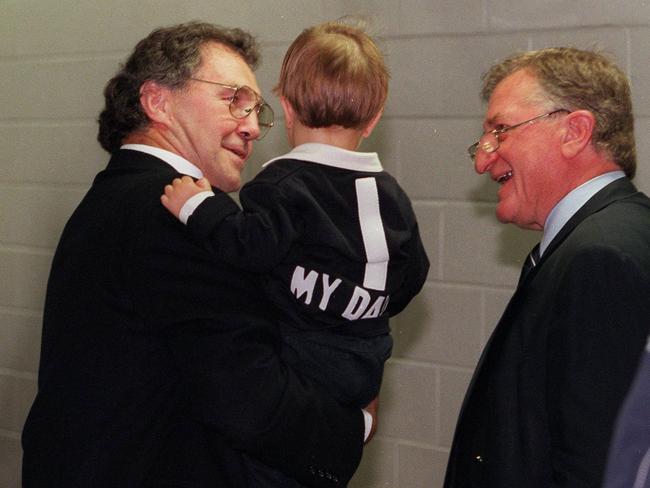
[161,176,211,220]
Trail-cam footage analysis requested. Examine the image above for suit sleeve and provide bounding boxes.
[546,246,650,488]
[129,198,363,487]
[187,180,299,272]
[601,339,650,488]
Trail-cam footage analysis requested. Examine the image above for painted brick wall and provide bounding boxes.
[1,1,649,486]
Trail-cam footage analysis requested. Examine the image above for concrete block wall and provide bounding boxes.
[1,1,649,486]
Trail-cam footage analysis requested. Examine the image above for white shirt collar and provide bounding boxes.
[262,143,383,172]
[540,170,625,255]
[121,144,204,179]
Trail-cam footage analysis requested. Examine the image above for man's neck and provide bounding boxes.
[291,123,365,151]
[123,130,171,151]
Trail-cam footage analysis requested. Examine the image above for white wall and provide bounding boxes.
[2,1,649,486]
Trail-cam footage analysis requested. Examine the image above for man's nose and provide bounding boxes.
[474,149,499,175]
[237,110,261,141]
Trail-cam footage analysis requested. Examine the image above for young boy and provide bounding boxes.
[162,19,429,486]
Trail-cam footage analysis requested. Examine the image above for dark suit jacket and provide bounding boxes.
[22,149,363,487]
[444,177,650,488]
[602,335,650,488]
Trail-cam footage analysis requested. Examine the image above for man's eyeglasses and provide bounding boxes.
[190,78,274,140]
[467,109,570,161]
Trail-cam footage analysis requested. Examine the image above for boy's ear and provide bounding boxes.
[140,80,172,126]
[280,96,296,129]
[362,108,384,138]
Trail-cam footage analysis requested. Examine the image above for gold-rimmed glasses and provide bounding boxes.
[190,78,274,140]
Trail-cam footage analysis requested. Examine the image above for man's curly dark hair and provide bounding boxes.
[97,21,259,154]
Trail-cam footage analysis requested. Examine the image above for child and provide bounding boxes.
[162,19,429,486]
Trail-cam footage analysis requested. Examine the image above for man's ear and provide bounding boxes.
[561,109,596,159]
[139,80,172,126]
[361,108,384,139]
[279,96,295,129]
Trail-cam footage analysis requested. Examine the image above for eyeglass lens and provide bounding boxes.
[229,86,274,138]
[479,133,499,154]
[469,133,498,160]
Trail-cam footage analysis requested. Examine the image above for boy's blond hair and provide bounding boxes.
[275,19,389,129]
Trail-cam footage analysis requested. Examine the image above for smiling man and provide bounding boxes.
[444,48,650,488]
[21,22,367,488]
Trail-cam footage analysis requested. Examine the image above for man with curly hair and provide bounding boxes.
[22,22,369,488]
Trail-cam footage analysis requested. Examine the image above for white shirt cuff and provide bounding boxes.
[362,409,372,442]
[178,191,214,224]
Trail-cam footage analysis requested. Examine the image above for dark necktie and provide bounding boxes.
[518,243,541,287]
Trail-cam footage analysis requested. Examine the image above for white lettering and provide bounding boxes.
[342,286,371,320]
[291,266,318,305]
[319,274,342,310]
[362,296,386,319]
[380,295,390,315]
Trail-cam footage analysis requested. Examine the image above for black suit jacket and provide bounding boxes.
[602,334,650,488]
[444,177,650,488]
[22,149,363,487]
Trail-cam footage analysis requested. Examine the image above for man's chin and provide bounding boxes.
[496,208,542,231]
[495,204,513,225]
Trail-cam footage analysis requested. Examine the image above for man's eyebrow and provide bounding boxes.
[483,113,501,130]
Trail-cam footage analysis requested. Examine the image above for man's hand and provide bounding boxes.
[363,396,379,444]
[161,176,211,219]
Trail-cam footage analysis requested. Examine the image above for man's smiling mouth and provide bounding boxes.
[497,171,513,184]
[223,144,247,159]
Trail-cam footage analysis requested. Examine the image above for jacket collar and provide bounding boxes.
[103,148,179,173]
[262,143,383,172]
[540,177,638,264]
[514,177,638,292]
[118,144,203,178]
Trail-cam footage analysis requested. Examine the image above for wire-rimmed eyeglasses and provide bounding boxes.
[190,78,274,140]
[467,109,570,160]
